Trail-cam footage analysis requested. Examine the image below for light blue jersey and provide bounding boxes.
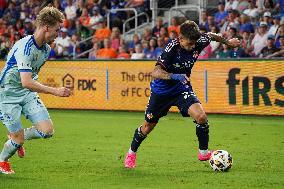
[0,35,51,97]
[0,35,51,133]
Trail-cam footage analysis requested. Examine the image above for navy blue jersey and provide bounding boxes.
[150,33,212,95]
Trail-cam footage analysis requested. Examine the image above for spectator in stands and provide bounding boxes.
[237,0,250,13]
[259,34,280,57]
[215,2,228,27]
[142,28,152,41]
[229,45,248,58]
[79,8,91,28]
[251,21,269,56]
[263,11,273,27]
[131,44,145,59]
[221,9,240,36]
[66,20,77,36]
[241,29,254,56]
[205,15,218,32]
[110,27,122,51]
[76,0,85,17]
[48,42,57,60]
[259,0,276,15]
[239,13,255,34]
[128,33,141,54]
[199,11,208,29]
[147,37,157,59]
[109,0,127,30]
[141,39,151,58]
[54,28,72,58]
[228,26,240,39]
[216,44,232,58]
[65,0,77,20]
[3,1,20,25]
[89,6,103,31]
[0,34,11,59]
[97,38,117,59]
[88,41,101,60]
[243,0,259,20]
[268,15,281,35]
[23,18,34,36]
[152,17,164,38]
[275,34,284,48]
[266,35,284,58]
[69,33,82,58]
[168,17,180,35]
[159,27,169,43]
[0,0,7,17]
[275,23,284,39]
[15,20,25,37]
[53,0,62,11]
[225,0,239,11]
[75,19,92,41]
[152,37,165,59]
[125,0,145,14]
[93,18,111,42]
[117,44,130,59]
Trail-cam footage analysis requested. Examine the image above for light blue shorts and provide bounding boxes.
[0,92,50,133]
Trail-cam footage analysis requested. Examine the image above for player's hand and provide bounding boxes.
[55,87,71,97]
[227,38,241,48]
[170,74,190,84]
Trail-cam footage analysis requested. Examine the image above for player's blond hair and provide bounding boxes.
[35,6,64,27]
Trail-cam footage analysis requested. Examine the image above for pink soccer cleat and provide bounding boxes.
[0,161,15,174]
[124,153,137,169]
[8,134,25,158]
[198,151,212,161]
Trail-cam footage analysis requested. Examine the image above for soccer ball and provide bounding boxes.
[209,150,233,172]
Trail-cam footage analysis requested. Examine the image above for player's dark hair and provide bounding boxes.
[180,20,201,41]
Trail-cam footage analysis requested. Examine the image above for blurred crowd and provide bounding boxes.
[0,0,284,60]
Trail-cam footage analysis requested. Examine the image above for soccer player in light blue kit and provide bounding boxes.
[0,7,71,174]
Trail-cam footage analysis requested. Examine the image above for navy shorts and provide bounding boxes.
[145,86,200,123]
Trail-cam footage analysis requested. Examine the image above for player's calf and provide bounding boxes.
[195,121,211,161]
[8,134,25,158]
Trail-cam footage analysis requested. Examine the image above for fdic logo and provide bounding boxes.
[62,74,96,93]
[226,68,284,107]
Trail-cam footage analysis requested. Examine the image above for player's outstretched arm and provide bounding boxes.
[207,32,240,48]
[151,65,190,84]
[20,72,71,97]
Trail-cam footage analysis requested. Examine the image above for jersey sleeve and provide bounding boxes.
[196,33,212,52]
[14,40,33,72]
[156,39,178,70]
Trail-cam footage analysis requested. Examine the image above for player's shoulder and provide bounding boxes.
[164,38,180,53]
[14,35,33,48]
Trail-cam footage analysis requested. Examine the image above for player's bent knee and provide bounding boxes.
[195,113,208,124]
[142,122,157,134]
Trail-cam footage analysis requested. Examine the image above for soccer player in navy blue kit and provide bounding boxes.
[124,20,240,169]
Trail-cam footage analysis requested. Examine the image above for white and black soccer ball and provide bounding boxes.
[209,150,233,172]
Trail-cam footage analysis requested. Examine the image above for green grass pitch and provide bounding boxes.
[0,110,283,189]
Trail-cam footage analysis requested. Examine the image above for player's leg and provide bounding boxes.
[176,89,211,161]
[0,103,24,174]
[22,93,54,140]
[188,103,211,160]
[124,92,172,168]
